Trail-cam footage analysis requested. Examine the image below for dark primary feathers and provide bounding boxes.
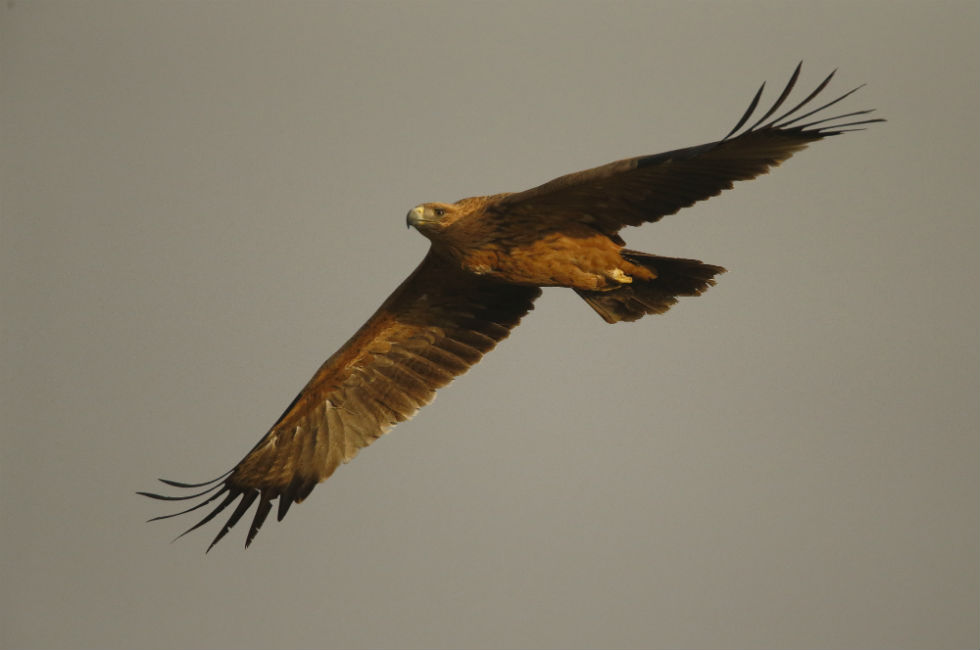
[141,63,882,550]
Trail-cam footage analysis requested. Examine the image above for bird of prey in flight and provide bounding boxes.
[141,63,882,551]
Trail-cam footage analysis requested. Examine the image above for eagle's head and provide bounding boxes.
[405,202,461,235]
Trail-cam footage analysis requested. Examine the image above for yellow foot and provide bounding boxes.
[605,268,633,284]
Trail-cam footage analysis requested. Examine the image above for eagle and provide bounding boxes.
[141,63,882,550]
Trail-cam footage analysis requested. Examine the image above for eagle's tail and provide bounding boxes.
[575,250,726,324]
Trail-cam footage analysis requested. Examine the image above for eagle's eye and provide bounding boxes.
[434,208,446,217]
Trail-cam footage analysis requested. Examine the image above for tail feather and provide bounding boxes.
[576,250,725,323]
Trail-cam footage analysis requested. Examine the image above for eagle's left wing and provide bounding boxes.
[140,250,540,550]
[490,63,883,237]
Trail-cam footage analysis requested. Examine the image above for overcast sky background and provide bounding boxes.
[2,2,978,649]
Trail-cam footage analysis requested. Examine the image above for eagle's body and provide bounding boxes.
[425,201,645,292]
[142,64,882,550]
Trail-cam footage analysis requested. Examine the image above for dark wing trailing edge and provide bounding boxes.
[491,61,884,235]
[139,252,540,551]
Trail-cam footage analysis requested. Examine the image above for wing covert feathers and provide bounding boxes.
[140,252,540,550]
[493,62,883,234]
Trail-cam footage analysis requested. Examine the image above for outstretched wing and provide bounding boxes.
[490,62,884,236]
[140,250,540,550]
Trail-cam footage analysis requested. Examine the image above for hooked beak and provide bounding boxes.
[406,205,424,229]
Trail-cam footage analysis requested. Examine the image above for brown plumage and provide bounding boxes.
[141,63,882,550]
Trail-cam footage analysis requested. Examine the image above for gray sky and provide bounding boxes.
[2,2,978,649]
